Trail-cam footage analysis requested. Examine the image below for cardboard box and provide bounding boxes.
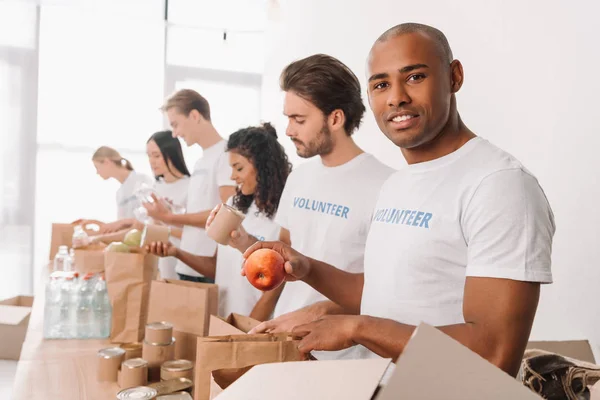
[216,323,542,400]
[49,223,74,260]
[527,340,596,363]
[0,296,34,360]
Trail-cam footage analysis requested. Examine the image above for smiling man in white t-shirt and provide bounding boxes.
[246,23,555,378]
[145,89,236,283]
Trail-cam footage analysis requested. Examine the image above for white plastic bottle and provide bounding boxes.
[43,272,62,339]
[76,273,94,339]
[72,225,89,248]
[93,276,112,338]
[53,245,72,272]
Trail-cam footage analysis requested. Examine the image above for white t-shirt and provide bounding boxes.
[116,171,154,220]
[176,140,236,277]
[359,137,555,372]
[274,153,395,317]
[215,198,281,318]
[154,176,190,280]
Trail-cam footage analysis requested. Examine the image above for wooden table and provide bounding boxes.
[12,272,121,400]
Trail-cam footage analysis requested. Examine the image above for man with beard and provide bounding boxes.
[265,54,394,357]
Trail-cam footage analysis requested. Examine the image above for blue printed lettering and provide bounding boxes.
[420,213,432,229]
[402,210,411,224]
[341,207,349,219]
[335,206,342,217]
[413,211,424,226]
[394,210,404,224]
[311,200,318,211]
[326,203,333,213]
[406,211,417,225]
[298,198,305,208]
[318,202,326,213]
[293,197,301,207]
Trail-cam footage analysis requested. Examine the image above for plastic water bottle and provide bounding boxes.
[76,273,94,339]
[53,245,72,272]
[43,272,63,339]
[72,225,89,248]
[93,276,111,338]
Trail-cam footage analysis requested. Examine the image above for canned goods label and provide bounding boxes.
[98,347,126,359]
[116,386,158,399]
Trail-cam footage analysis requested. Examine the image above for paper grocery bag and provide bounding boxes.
[49,223,74,260]
[194,333,308,400]
[73,249,105,274]
[104,252,158,343]
[147,279,218,361]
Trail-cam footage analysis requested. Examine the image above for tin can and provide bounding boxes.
[143,338,176,382]
[145,321,173,345]
[160,360,194,382]
[120,342,143,360]
[156,392,193,400]
[149,377,193,396]
[116,386,158,399]
[97,347,126,382]
[119,358,149,388]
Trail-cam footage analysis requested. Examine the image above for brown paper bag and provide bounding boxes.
[194,333,308,400]
[104,252,158,343]
[49,223,74,260]
[73,249,105,274]
[208,314,260,336]
[147,279,219,361]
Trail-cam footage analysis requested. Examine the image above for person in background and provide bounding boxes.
[73,146,153,231]
[144,89,236,283]
[245,23,555,379]
[76,134,191,279]
[147,122,291,321]
[250,54,395,360]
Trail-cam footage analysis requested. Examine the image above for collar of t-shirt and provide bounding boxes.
[314,152,372,174]
[405,137,482,173]
[201,140,226,158]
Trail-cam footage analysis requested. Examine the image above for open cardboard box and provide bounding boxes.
[215,323,543,400]
[0,295,34,360]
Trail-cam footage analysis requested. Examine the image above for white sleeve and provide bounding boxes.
[463,169,555,283]
[274,176,293,231]
[215,152,236,188]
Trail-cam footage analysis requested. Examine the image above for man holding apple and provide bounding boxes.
[245,22,555,378]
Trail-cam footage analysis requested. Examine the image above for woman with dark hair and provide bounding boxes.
[147,122,292,320]
[78,132,191,279]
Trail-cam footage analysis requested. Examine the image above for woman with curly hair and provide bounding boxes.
[146,122,292,321]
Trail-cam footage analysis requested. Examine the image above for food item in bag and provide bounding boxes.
[124,229,143,247]
[105,242,131,253]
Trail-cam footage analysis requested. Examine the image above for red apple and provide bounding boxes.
[243,249,286,291]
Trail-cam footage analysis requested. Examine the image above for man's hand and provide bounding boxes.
[145,241,177,257]
[249,302,331,334]
[144,193,172,223]
[292,315,361,354]
[242,241,311,282]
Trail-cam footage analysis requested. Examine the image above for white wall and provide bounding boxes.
[261,0,600,356]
